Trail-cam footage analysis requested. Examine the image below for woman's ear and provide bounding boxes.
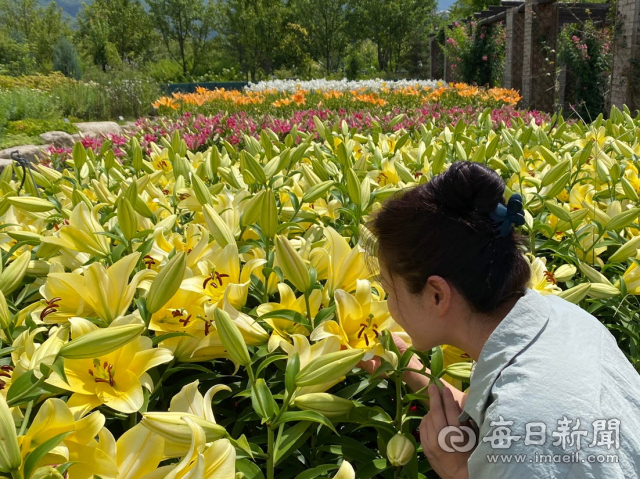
[425,276,451,314]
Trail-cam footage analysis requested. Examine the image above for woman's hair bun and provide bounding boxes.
[428,161,506,217]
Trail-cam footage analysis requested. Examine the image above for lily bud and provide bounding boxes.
[259,189,278,239]
[301,180,335,204]
[587,282,620,299]
[293,393,354,418]
[203,204,236,248]
[117,196,138,242]
[190,173,213,206]
[26,260,50,277]
[295,349,365,387]
[214,308,251,367]
[579,263,611,285]
[241,190,265,227]
[146,252,187,315]
[606,208,640,232]
[7,231,41,245]
[7,196,55,212]
[609,235,640,263]
[0,394,20,473]
[141,412,227,445]
[31,467,64,479]
[553,264,576,282]
[60,323,145,359]
[558,283,591,304]
[332,460,355,479]
[274,235,310,293]
[387,434,415,466]
[0,290,11,329]
[345,168,362,207]
[0,250,31,295]
[443,362,473,382]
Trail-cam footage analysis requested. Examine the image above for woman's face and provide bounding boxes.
[378,263,442,351]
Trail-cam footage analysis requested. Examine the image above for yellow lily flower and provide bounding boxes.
[139,418,235,479]
[114,424,165,479]
[311,279,392,358]
[149,287,208,334]
[256,283,322,351]
[47,328,173,414]
[17,398,118,479]
[622,251,640,295]
[526,255,562,295]
[41,202,111,257]
[142,379,230,458]
[183,243,248,309]
[280,334,343,396]
[40,252,152,325]
[322,227,367,300]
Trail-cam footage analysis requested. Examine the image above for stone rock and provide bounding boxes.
[0,145,46,164]
[74,121,122,137]
[0,158,13,171]
[40,131,75,148]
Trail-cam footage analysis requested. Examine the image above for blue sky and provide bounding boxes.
[438,0,456,11]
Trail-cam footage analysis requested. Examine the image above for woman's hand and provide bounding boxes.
[359,333,469,408]
[420,385,474,479]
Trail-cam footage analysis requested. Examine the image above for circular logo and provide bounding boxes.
[438,425,477,453]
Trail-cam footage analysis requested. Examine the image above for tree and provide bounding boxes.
[219,0,287,81]
[292,0,348,74]
[77,0,156,66]
[147,0,218,77]
[53,36,82,79]
[347,0,436,73]
[0,0,72,73]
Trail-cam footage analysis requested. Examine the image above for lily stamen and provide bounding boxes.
[89,359,116,387]
[40,297,62,320]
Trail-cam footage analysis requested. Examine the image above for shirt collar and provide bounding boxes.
[457,288,551,426]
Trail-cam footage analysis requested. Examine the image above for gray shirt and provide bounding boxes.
[456,288,640,478]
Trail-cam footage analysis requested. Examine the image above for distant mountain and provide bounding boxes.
[40,0,89,18]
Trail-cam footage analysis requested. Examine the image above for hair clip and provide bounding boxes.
[489,193,525,237]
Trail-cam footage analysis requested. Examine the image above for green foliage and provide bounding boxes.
[0,72,76,91]
[0,133,41,149]
[53,36,82,79]
[0,88,61,125]
[147,0,218,78]
[76,0,157,70]
[52,66,160,119]
[558,21,612,121]
[5,118,78,136]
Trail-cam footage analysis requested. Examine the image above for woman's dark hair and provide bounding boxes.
[365,161,530,314]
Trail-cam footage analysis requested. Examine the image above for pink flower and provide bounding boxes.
[482,56,488,61]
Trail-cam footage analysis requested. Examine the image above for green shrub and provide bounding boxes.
[5,119,78,136]
[0,72,76,92]
[0,88,61,125]
[0,134,41,150]
[52,67,160,120]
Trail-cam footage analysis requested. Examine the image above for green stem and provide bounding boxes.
[267,425,275,479]
[19,401,33,436]
[304,292,313,328]
[394,374,403,431]
[11,469,23,479]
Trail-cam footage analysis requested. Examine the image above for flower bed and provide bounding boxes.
[0,104,638,478]
[152,81,523,117]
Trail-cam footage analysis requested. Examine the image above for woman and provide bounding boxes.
[363,161,640,478]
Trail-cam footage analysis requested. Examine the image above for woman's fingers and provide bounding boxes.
[357,357,382,375]
[442,386,462,426]
[390,331,410,353]
[427,385,448,432]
